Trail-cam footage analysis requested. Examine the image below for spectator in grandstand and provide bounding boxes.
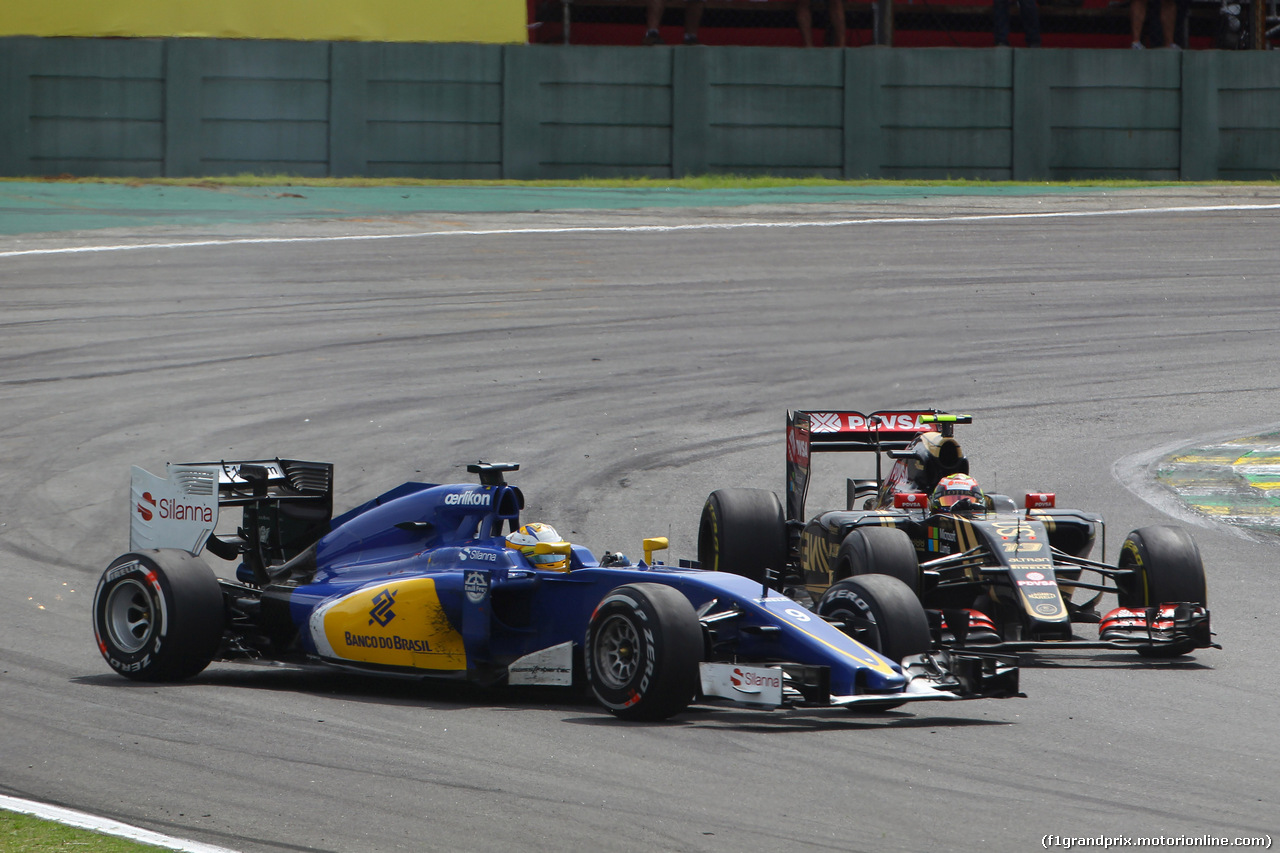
[1128,0,1176,47]
[796,0,848,47]
[993,0,1041,46]
[643,0,704,44]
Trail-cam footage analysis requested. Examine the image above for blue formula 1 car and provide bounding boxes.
[92,460,1019,721]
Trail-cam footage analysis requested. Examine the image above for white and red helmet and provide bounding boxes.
[930,474,985,513]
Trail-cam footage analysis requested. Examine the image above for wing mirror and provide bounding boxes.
[642,537,669,565]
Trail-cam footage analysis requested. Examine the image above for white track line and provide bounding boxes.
[0,793,240,853]
[2,202,1279,259]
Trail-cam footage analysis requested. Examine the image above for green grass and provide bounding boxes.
[0,810,177,853]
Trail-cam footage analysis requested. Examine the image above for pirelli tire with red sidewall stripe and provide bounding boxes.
[93,550,226,681]
[584,583,703,721]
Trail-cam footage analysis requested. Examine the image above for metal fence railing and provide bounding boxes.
[528,0,1277,49]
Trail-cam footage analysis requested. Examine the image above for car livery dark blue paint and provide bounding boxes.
[93,460,1018,720]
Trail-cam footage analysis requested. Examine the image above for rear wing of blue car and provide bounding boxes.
[130,459,334,571]
[785,410,970,522]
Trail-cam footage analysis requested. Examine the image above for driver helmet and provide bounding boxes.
[505,522,571,571]
[930,474,986,513]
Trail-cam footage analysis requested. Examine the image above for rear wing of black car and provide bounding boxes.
[786,410,968,521]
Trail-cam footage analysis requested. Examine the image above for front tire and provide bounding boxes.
[1116,525,1207,658]
[817,575,931,712]
[585,584,702,721]
[833,526,920,594]
[1117,526,1207,608]
[93,551,225,681]
[816,574,931,665]
[697,488,788,585]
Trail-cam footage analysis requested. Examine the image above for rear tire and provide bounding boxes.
[698,488,788,585]
[93,550,225,681]
[833,526,920,595]
[585,584,702,721]
[1116,525,1207,659]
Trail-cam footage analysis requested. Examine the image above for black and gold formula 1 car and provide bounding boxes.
[698,409,1218,659]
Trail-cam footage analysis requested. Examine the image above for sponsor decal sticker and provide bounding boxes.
[129,465,220,555]
[786,425,810,465]
[508,642,574,686]
[700,662,784,705]
[369,589,397,627]
[315,578,466,671]
[464,570,489,603]
[134,491,214,525]
[993,521,1037,540]
[730,666,782,694]
[810,412,932,433]
[1016,570,1056,587]
[444,491,492,507]
[894,493,929,509]
[928,526,956,553]
[343,631,432,653]
[810,413,844,433]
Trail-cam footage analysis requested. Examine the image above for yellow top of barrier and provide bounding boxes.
[0,0,529,43]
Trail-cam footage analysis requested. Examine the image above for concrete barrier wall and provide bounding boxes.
[2,37,1277,180]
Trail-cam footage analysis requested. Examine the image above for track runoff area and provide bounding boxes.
[4,197,1280,261]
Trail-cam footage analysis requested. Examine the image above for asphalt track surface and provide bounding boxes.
[2,183,1279,853]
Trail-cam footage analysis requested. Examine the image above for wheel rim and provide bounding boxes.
[104,579,155,654]
[593,613,641,689]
